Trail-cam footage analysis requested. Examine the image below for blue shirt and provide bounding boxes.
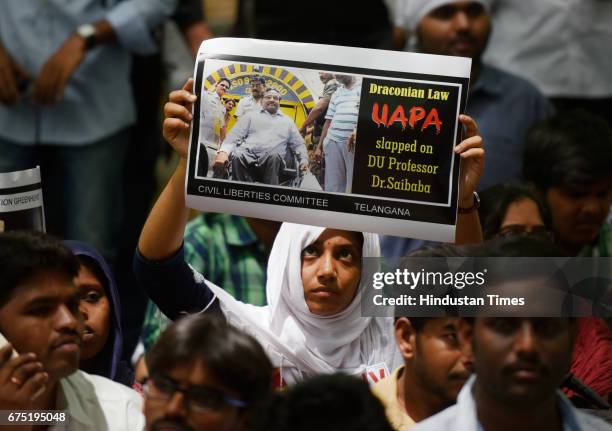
[467,65,553,190]
[220,108,308,161]
[325,83,362,142]
[412,376,612,431]
[0,0,176,145]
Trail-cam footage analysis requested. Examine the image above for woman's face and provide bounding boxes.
[301,229,362,316]
[75,264,111,361]
[498,198,546,237]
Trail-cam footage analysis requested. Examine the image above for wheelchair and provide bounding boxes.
[213,147,304,188]
[278,147,304,188]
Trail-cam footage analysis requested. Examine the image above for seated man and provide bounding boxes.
[372,316,473,430]
[413,316,612,431]
[143,314,273,431]
[523,110,612,257]
[0,231,143,430]
[411,236,611,430]
[523,110,612,404]
[214,88,308,185]
[372,245,474,430]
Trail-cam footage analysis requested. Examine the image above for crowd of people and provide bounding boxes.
[1,0,612,430]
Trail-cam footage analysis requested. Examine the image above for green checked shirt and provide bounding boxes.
[141,214,268,349]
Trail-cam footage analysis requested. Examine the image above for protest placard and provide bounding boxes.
[0,167,45,232]
[186,38,471,241]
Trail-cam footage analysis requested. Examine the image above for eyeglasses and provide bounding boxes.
[497,224,553,240]
[143,375,247,414]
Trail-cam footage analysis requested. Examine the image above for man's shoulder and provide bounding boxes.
[323,80,340,96]
[410,403,460,430]
[61,370,144,430]
[330,85,346,99]
[482,64,546,98]
[237,95,255,105]
[371,366,417,431]
[371,372,395,401]
[66,370,141,404]
[371,365,401,400]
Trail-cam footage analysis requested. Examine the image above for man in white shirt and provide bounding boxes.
[234,75,266,118]
[372,317,473,430]
[214,88,308,185]
[198,77,231,177]
[0,231,144,430]
[413,317,612,431]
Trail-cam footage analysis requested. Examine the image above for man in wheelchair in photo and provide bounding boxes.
[213,88,309,187]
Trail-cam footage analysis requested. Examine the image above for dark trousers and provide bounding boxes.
[231,149,283,184]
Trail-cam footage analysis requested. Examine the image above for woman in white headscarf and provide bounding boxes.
[204,224,401,385]
[136,79,484,386]
[135,221,402,385]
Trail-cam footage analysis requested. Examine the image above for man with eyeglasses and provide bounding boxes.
[214,88,308,185]
[198,77,232,177]
[143,314,273,431]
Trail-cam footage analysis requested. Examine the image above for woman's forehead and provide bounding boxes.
[315,229,363,247]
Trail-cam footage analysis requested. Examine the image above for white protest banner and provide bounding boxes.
[186,38,471,241]
[0,167,45,232]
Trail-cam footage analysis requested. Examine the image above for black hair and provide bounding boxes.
[218,77,231,88]
[76,255,109,295]
[254,373,393,431]
[411,236,566,259]
[250,75,266,84]
[394,243,478,319]
[479,182,552,239]
[0,231,79,308]
[398,238,569,317]
[146,314,272,411]
[523,109,612,192]
[404,317,434,332]
[473,235,567,258]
